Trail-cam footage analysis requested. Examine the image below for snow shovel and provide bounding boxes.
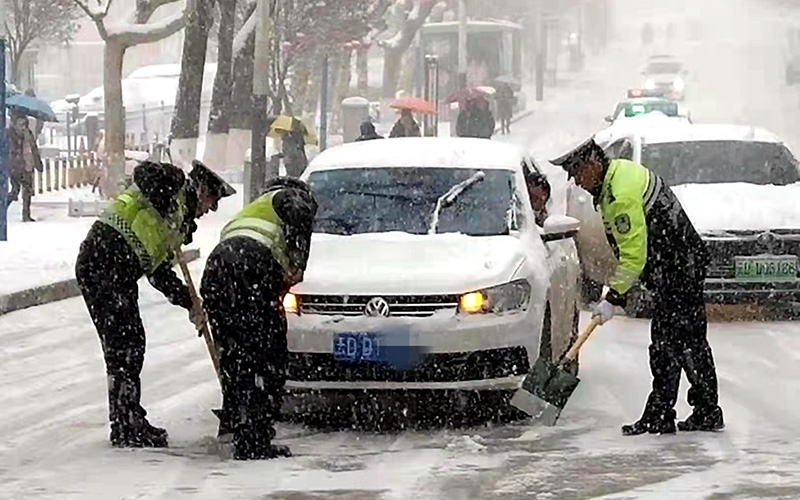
[176,249,221,386]
[510,317,601,426]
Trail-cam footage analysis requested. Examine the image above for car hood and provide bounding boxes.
[292,232,526,296]
[672,182,800,233]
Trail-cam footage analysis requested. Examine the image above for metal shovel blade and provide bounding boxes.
[511,357,581,426]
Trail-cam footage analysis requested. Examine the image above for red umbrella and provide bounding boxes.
[390,96,437,115]
[445,87,490,104]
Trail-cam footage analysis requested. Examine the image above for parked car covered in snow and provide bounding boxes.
[593,124,800,316]
[283,138,582,415]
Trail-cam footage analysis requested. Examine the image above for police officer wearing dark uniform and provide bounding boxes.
[551,138,724,435]
[76,160,235,448]
[201,177,317,460]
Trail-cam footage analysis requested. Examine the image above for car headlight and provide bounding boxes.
[283,293,298,314]
[644,79,656,90]
[673,77,685,91]
[458,279,531,315]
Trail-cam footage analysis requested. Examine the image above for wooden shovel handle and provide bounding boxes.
[177,249,222,386]
[560,316,602,365]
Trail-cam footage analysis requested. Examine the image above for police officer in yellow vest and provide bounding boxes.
[76,160,235,448]
[551,138,724,436]
[201,177,317,460]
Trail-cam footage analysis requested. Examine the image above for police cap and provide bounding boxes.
[549,137,605,179]
[189,160,236,199]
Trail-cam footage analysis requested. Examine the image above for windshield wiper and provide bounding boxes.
[428,171,486,235]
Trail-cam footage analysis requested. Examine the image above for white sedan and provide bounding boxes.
[282,138,582,410]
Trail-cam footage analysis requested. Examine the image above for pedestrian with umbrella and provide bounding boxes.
[267,115,318,178]
[7,109,43,222]
[388,96,435,138]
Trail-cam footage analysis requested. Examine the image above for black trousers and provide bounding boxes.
[642,270,720,420]
[76,224,150,435]
[201,236,287,459]
[8,170,33,220]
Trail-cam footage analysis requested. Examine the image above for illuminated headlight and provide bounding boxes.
[644,79,656,90]
[283,293,298,314]
[458,279,531,315]
[673,77,685,91]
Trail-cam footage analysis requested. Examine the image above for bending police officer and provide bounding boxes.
[201,177,317,460]
[551,138,724,435]
[76,160,235,448]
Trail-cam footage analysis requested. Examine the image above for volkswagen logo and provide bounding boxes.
[757,231,779,253]
[364,297,391,317]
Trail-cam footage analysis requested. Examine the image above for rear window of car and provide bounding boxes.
[625,101,679,117]
[641,141,800,185]
[307,167,516,236]
[646,62,682,74]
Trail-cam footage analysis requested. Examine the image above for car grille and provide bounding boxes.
[287,346,530,383]
[298,294,461,317]
[704,230,800,279]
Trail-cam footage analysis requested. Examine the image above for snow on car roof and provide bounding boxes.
[641,124,783,144]
[306,138,524,173]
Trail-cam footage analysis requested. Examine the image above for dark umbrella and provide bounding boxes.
[445,87,491,104]
[6,94,58,122]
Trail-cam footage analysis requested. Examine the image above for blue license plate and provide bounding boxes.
[333,333,384,363]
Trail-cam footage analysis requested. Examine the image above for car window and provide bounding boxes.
[605,139,632,160]
[308,167,516,236]
[646,61,682,74]
[641,141,800,185]
[625,101,679,117]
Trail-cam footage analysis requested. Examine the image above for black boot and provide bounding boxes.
[622,408,676,436]
[110,423,169,448]
[678,406,724,432]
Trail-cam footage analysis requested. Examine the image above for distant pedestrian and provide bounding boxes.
[389,109,421,138]
[495,83,516,135]
[456,97,495,139]
[281,118,309,178]
[7,111,43,222]
[355,121,383,142]
[91,131,107,195]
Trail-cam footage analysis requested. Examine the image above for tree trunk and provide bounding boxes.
[356,47,369,95]
[291,58,312,117]
[9,50,22,87]
[382,46,403,99]
[171,0,214,168]
[205,0,237,170]
[225,30,256,170]
[304,52,326,123]
[331,49,353,133]
[103,40,128,197]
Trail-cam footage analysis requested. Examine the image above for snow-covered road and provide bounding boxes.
[3,287,800,499]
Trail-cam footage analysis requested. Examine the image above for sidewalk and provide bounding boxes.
[0,186,243,315]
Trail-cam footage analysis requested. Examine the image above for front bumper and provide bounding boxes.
[704,279,800,305]
[285,310,537,391]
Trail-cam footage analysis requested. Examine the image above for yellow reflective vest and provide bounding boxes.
[100,188,187,274]
[599,159,663,296]
[219,191,291,272]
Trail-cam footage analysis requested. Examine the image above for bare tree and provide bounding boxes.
[72,0,187,196]
[170,0,215,167]
[4,0,81,86]
[380,0,438,99]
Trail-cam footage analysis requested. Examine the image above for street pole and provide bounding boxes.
[457,0,467,89]
[319,55,328,152]
[0,37,7,241]
[249,0,273,204]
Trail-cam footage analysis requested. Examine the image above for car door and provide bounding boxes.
[541,220,581,364]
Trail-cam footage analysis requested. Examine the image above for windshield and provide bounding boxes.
[641,141,800,185]
[646,61,682,74]
[624,101,679,117]
[307,167,516,236]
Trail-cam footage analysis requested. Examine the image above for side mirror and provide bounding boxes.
[542,215,581,242]
[604,115,614,124]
